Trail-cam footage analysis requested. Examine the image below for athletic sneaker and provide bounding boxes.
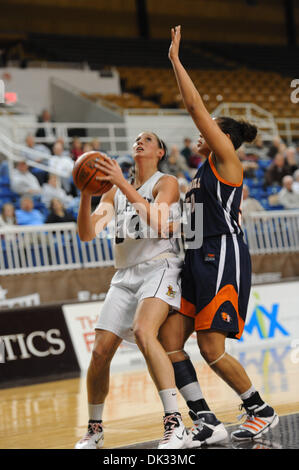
[75,421,104,449]
[231,401,279,441]
[187,411,228,447]
[158,412,190,449]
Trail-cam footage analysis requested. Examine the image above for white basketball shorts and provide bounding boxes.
[95,256,182,344]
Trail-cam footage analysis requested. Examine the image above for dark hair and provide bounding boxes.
[152,132,168,171]
[217,117,258,150]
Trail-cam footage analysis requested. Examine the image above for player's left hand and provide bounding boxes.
[168,25,181,62]
[95,155,125,187]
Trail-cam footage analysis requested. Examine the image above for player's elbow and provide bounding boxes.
[78,229,94,242]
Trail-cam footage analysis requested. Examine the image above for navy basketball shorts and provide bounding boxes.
[179,234,252,339]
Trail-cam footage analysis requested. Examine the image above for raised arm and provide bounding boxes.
[168,26,242,181]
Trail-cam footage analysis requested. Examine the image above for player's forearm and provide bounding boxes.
[77,193,95,241]
[117,179,169,236]
[171,57,205,116]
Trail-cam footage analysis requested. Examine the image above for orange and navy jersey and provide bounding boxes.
[185,154,243,239]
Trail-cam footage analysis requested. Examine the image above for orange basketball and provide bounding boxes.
[72,151,113,196]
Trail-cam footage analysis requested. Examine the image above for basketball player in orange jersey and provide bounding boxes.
[75,131,191,449]
[157,25,279,446]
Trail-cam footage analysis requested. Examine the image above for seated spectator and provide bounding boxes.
[245,135,268,160]
[49,141,74,193]
[180,137,192,166]
[189,144,202,169]
[15,196,45,225]
[285,146,298,172]
[82,142,93,153]
[22,134,51,162]
[91,138,101,152]
[0,203,17,226]
[242,185,264,218]
[160,145,190,176]
[35,109,56,149]
[45,198,76,224]
[41,173,74,209]
[292,169,299,194]
[267,136,286,159]
[70,137,83,162]
[278,175,299,209]
[264,152,293,187]
[10,160,41,196]
[237,147,258,178]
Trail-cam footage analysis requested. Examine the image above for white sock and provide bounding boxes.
[88,403,104,421]
[240,385,256,401]
[158,388,179,415]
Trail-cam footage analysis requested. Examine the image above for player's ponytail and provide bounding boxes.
[217,116,257,150]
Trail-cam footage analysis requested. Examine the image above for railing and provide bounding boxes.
[242,210,299,255]
[0,223,114,275]
[0,210,299,275]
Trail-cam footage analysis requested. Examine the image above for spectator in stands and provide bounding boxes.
[285,146,298,171]
[10,160,41,196]
[0,203,17,226]
[292,169,299,194]
[264,152,293,187]
[267,135,286,159]
[278,175,299,209]
[15,196,45,225]
[22,134,51,162]
[245,135,268,161]
[49,141,74,193]
[188,144,202,169]
[160,144,190,176]
[35,109,56,149]
[237,146,258,179]
[242,184,264,218]
[92,138,101,152]
[70,137,83,161]
[45,198,76,224]
[180,137,192,165]
[41,173,73,209]
[82,142,93,153]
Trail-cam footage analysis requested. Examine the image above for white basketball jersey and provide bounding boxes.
[113,171,181,269]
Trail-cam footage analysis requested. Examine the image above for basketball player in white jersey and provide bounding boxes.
[75,131,190,449]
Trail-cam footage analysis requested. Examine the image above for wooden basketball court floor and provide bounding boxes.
[0,342,299,450]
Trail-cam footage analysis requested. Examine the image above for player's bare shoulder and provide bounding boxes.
[152,174,180,199]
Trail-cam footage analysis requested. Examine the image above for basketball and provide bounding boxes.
[72,151,113,195]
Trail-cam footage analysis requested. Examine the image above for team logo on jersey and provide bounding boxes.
[166,285,176,298]
[221,312,232,323]
[204,253,215,262]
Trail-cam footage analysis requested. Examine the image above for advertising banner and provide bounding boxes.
[0,304,80,388]
[62,281,299,372]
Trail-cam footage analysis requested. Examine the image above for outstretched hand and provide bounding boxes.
[168,25,181,62]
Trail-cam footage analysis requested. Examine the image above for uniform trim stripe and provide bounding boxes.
[232,234,240,293]
[153,269,166,297]
[209,155,243,187]
[215,234,226,295]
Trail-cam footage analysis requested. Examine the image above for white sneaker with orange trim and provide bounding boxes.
[231,403,279,441]
[75,421,104,449]
[158,413,190,449]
